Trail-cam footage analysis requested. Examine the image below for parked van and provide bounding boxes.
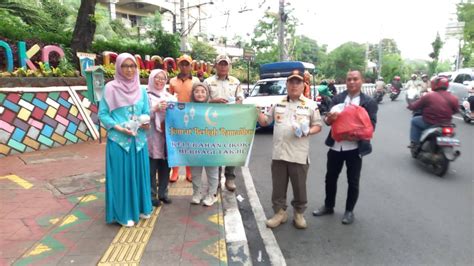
[243,61,315,128]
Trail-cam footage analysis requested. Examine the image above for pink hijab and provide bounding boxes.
[147,69,169,132]
[147,69,168,95]
[104,53,141,111]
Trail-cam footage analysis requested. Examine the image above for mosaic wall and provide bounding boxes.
[0,89,100,157]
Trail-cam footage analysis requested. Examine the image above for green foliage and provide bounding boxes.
[457,2,474,67]
[324,42,366,81]
[367,38,401,63]
[428,33,443,75]
[290,35,327,68]
[380,53,403,82]
[92,39,155,57]
[149,30,180,58]
[189,38,217,62]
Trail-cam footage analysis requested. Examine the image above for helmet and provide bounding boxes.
[431,75,449,91]
[394,76,400,80]
[421,74,428,79]
[320,80,328,85]
[411,74,417,79]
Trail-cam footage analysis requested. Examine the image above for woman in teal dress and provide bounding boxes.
[98,53,152,227]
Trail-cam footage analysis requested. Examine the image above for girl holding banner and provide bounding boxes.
[189,83,219,206]
[146,69,174,206]
[98,53,152,227]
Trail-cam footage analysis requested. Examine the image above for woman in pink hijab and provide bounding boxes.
[146,69,175,207]
[98,53,152,227]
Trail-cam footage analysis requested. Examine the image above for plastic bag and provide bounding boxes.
[331,104,373,142]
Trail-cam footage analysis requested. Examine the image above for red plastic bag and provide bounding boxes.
[331,104,373,142]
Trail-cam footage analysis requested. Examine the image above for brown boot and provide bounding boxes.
[225,179,236,192]
[293,211,307,229]
[265,209,288,228]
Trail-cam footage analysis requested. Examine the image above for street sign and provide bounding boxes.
[243,49,255,60]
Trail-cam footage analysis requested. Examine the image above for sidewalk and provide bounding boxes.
[0,141,227,266]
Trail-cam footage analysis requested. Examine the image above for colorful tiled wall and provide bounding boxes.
[0,90,100,157]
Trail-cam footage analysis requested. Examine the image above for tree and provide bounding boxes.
[457,2,474,67]
[380,53,404,82]
[290,35,327,67]
[367,38,401,63]
[189,38,217,62]
[71,0,97,66]
[324,42,366,81]
[251,11,298,64]
[0,0,50,29]
[428,33,443,75]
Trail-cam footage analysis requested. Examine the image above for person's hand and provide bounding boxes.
[325,112,339,124]
[115,125,136,136]
[140,123,150,130]
[210,98,228,104]
[154,101,168,112]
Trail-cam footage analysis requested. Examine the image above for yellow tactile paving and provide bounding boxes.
[0,174,33,189]
[98,207,161,266]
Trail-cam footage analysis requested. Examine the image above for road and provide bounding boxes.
[245,94,473,265]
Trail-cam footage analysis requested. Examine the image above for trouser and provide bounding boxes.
[149,158,170,199]
[410,116,432,144]
[218,166,236,180]
[271,160,309,213]
[191,166,219,196]
[324,149,362,212]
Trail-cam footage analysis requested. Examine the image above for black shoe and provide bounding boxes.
[312,206,334,216]
[159,197,172,204]
[152,199,161,207]
[341,211,354,225]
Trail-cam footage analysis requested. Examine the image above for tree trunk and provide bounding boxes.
[70,0,97,66]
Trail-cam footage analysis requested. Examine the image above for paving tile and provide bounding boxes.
[140,251,182,266]
[145,230,186,252]
[0,240,36,259]
[58,254,102,265]
[67,237,110,256]
[80,222,119,239]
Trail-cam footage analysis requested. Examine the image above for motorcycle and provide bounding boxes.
[316,95,332,115]
[410,122,461,177]
[406,87,420,105]
[460,97,472,123]
[389,87,401,101]
[373,87,385,104]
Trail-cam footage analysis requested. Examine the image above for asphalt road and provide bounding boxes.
[246,94,473,265]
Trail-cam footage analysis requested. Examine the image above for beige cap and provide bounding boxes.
[215,54,231,64]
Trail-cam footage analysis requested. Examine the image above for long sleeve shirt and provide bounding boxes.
[98,87,149,153]
[408,90,459,125]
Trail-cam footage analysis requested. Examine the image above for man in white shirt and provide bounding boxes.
[312,70,378,225]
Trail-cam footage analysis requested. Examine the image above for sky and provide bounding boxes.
[204,0,462,62]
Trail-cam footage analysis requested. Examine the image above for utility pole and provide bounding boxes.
[278,0,287,61]
[180,0,187,52]
[378,39,383,77]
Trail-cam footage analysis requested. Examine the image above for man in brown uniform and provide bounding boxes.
[257,69,322,229]
[168,54,200,185]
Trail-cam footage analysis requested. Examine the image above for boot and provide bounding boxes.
[170,167,179,182]
[265,209,288,228]
[185,166,192,182]
[293,211,307,229]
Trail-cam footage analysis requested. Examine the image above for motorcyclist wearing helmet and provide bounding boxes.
[391,76,402,92]
[420,74,430,93]
[375,77,386,91]
[328,79,338,96]
[407,76,459,147]
[405,74,420,91]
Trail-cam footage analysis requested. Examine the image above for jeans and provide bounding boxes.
[410,116,432,144]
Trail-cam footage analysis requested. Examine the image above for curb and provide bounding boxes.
[221,177,252,265]
[241,167,286,266]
